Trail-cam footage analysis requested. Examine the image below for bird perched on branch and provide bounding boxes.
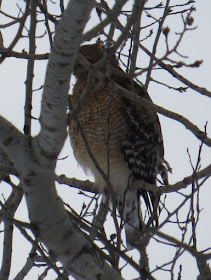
[69,40,169,247]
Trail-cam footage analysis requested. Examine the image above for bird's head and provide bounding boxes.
[73,40,105,78]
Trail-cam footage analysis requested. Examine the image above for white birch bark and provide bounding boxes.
[0,1,123,279]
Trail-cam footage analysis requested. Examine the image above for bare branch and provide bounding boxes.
[0,1,30,64]
[24,0,37,136]
[0,185,23,280]
[0,116,26,170]
[13,245,37,280]
[83,0,128,42]
[0,221,13,280]
[145,0,171,89]
[0,1,210,279]
[0,48,49,59]
[104,7,211,98]
[132,163,211,194]
[117,84,211,146]
[56,158,211,196]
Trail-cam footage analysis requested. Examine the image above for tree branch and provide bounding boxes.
[9,1,124,279]
[0,186,23,280]
[35,0,98,167]
[0,1,30,64]
[0,115,26,171]
[0,221,13,280]
[0,48,49,60]
[56,162,211,196]
[24,0,37,136]
[154,231,211,279]
[116,84,211,146]
[82,0,128,42]
[105,6,211,98]
[13,245,38,280]
[145,0,170,89]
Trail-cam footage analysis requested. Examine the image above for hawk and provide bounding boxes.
[69,41,168,247]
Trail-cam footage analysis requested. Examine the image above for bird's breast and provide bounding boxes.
[69,82,131,191]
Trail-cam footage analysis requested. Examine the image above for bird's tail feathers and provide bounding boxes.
[117,189,142,248]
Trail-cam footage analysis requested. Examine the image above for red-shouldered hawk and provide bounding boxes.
[69,41,168,247]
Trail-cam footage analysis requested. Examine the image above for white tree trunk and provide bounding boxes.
[0,1,123,279]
